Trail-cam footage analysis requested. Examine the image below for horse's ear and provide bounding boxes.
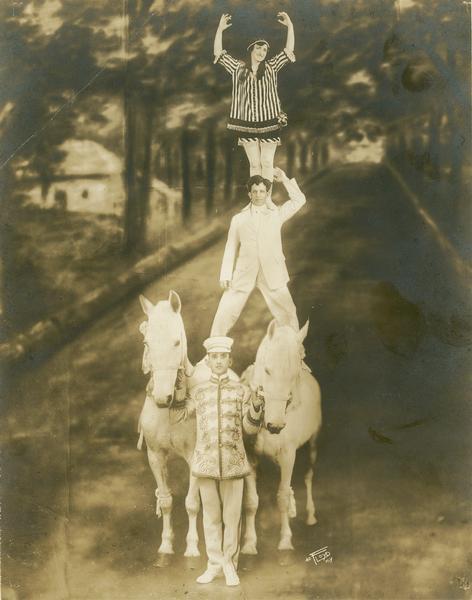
[139,294,153,316]
[169,290,181,313]
[298,320,309,344]
[267,319,277,339]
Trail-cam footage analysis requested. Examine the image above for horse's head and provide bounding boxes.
[139,290,187,407]
[255,319,309,434]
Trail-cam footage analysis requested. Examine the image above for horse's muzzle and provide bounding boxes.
[267,423,285,435]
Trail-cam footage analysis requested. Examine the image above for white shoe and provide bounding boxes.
[196,566,222,584]
[223,563,240,586]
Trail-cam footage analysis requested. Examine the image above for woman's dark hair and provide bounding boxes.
[239,45,267,82]
[246,175,272,192]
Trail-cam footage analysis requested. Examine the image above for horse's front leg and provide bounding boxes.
[184,474,200,557]
[277,448,296,551]
[241,462,259,555]
[146,447,174,559]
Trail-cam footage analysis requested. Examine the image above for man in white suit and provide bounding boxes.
[211,167,306,336]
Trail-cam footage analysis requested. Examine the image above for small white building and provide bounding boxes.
[22,139,125,215]
[19,139,183,227]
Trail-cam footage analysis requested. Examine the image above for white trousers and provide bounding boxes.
[198,477,244,570]
[211,269,299,336]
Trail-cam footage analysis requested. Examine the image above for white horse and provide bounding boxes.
[240,320,322,556]
[137,290,200,566]
[137,290,239,566]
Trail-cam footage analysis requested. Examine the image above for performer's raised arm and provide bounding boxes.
[277,11,295,54]
[214,13,232,58]
[273,167,306,223]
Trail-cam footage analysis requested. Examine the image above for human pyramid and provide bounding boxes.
[138,12,320,589]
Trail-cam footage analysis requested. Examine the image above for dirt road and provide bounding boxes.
[3,164,471,599]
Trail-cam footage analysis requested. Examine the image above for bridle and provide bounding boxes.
[145,364,189,409]
[254,384,293,431]
[141,319,192,410]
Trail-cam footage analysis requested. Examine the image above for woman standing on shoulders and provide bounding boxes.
[214,12,296,182]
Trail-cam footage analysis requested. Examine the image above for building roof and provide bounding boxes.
[58,140,122,176]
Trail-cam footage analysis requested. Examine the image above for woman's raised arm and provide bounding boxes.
[214,13,232,57]
[277,11,294,53]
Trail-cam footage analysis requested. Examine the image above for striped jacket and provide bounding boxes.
[214,48,296,135]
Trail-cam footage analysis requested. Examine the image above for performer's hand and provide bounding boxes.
[220,280,231,290]
[273,167,288,182]
[252,386,265,409]
[277,12,292,27]
[218,13,232,31]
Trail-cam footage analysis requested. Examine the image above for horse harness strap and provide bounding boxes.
[257,385,293,430]
[149,365,189,409]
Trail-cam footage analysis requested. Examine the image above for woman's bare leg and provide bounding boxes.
[242,140,262,176]
[260,141,278,181]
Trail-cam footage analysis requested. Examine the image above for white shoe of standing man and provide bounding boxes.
[196,565,222,584]
[223,562,240,586]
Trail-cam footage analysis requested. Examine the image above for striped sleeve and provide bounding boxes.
[266,49,296,73]
[214,50,240,74]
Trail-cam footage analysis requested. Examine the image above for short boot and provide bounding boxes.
[223,562,240,587]
[196,566,222,584]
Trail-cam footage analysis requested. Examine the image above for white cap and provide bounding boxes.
[203,336,233,354]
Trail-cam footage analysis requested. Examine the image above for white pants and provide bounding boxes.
[211,269,299,336]
[198,477,244,570]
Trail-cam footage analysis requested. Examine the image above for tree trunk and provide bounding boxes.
[310,141,319,173]
[138,101,154,251]
[163,140,173,186]
[39,176,51,204]
[206,123,216,216]
[299,140,308,175]
[123,88,139,253]
[320,140,329,168]
[123,0,140,254]
[181,127,191,222]
[286,140,295,177]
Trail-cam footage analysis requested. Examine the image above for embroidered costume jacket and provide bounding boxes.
[191,374,262,480]
[219,178,306,292]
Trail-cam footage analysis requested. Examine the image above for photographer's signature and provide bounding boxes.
[306,546,333,565]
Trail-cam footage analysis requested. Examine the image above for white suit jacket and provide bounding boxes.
[219,178,306,292]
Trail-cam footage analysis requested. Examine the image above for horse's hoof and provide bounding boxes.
[277,550,295,566]
[306,516,317,526]
[240,554,258,572]
[154,553,173,568]
[184,556,201,570]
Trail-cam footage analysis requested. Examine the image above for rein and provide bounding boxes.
[147,363,189,409]
[252,380,293,431]
[140,316,192,410]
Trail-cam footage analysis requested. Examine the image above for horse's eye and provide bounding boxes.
[265,367,271,375]
[174,340,180,347]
